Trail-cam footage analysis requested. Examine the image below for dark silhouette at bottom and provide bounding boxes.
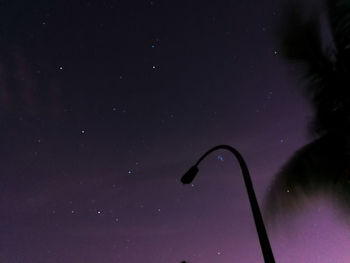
[181,145,275,263]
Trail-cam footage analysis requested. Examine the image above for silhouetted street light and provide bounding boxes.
[181,145,275,263]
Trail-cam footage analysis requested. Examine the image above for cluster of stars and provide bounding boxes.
[217,155,224,162]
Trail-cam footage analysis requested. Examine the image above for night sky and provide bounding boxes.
[2,0,350,262]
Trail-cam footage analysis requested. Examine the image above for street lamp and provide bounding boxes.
[181,145,275,263]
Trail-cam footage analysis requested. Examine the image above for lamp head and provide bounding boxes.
[181,166,199,184]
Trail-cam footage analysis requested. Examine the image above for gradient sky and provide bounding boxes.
[2,0,350,262]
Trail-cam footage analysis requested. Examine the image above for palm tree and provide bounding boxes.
[264,0,350,223]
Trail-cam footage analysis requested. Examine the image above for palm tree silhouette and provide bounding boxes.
[265,0,350,222]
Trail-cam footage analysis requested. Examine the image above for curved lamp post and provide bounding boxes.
[181,145,275,263]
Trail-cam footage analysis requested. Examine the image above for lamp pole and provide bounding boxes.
[181,145,275,263]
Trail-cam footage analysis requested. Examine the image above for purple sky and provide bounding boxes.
[1,0,350,262]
